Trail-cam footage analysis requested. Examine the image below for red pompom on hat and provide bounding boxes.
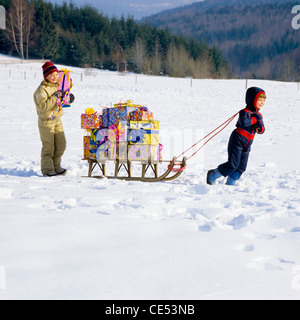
[42,61,59,79]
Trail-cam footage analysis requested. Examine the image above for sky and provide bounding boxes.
[47,0,202,19]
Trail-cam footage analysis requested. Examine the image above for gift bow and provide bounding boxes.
[108,124,126,141]
[85,108,96,115]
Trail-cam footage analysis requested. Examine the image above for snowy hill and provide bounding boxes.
[0,55,300,300]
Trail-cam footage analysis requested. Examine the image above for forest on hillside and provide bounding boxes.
[0,0,231,79]
[145,0,300,81]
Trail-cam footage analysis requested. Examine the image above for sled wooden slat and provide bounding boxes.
[82,157,187,182]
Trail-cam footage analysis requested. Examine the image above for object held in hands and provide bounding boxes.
[56,69,73,108]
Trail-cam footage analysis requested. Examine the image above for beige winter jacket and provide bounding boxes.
[33,80,64,120]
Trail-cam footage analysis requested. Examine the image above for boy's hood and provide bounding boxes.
[246,87,265,112]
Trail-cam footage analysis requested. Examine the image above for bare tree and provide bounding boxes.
[134,37,145,73]
[153,38,162,75]
[166,44,191,78]
[7,0,34,59]
[114,41,128,72]
[191,56,213,79]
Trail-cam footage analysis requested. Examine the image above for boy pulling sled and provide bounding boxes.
[207,86,266,186]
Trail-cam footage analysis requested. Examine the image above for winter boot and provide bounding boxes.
[207,169,222,185]
[226,176,237,186]
[226,171,240,186]
[56,168,67,176]
[43,172,59,177]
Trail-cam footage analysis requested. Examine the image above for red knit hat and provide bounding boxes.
[42,62,59,79]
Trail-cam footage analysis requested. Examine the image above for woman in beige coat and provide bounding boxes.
[34,62,74,177]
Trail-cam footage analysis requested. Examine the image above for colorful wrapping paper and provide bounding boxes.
[109,142,128,161]
[128,120,160,145]
[149,144,163,162]
[108,121,128,142]
[96,142,109,160]
[102,106,139,127]
[83,136,96,159]
[128,145,149,161]
[130,110,154,121]
[81,113,102,130]
[128,129,159,146]
[129,120,160,130]
[83,136,98,159]
[127,144,163,161]
[57,69,73,109]
[90,128,108,146]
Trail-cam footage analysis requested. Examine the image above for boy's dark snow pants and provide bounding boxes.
[218,130,253,178]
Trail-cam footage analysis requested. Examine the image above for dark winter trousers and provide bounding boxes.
[218,130,252,179]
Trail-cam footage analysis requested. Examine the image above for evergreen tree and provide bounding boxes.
[35,0,58,59]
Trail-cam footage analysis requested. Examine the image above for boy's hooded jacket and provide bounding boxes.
[218,87,266,178]
[236,86,265,139]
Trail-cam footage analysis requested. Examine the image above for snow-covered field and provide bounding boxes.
[0,54,300,300]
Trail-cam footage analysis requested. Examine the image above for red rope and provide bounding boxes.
[168,111,239,172]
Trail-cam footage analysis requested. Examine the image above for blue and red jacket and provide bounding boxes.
[235,87,265,147]
[218,87,266,178]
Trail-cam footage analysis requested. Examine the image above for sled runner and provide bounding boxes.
[83,157,187,182]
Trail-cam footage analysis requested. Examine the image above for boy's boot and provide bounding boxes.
[207,169,222,185]
[56,168,67,175]
[43,172,58,177]
[226,176,237,186]
[226,171,240,186]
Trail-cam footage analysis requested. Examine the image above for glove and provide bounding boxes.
[54,90,66,98]
[69,93,75,104]
[255,118,264,131]
[253,112,263,122]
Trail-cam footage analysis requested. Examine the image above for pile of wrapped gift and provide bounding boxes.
[81,100,163,162]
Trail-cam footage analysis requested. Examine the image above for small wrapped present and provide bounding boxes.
[128,120,160,146]
[83,136,98,159]
[81,108,102,130]
[83,136,96,159]
[102,106,139,127]
[130,110,154,121]
[128,145,149,161]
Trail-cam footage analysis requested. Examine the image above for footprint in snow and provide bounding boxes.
[248,257,285,271]
[238,244,255,252]
[227,214,254,230]
[198,224,213,232]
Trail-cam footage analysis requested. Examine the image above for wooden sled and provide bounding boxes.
[83,157,187,182]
